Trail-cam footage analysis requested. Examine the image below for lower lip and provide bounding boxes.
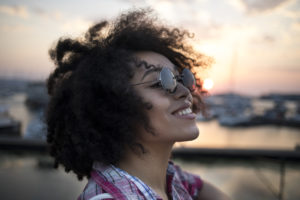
[173,113,197,120]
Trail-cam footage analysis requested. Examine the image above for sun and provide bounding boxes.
[203,78,214,91]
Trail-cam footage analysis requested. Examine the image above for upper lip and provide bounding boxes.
[171,102,192,114]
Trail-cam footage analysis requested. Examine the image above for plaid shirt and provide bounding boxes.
[78,161,203,200]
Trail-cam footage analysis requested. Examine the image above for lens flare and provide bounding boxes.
[203,78,214,91]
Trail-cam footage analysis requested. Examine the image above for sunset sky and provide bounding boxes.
[0,0,299,95]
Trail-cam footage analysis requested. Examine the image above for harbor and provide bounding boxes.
[1,145,300,200]
[0,79,300,200]
[198,93,300,128]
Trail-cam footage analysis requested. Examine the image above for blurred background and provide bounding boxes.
[0,0,300,200]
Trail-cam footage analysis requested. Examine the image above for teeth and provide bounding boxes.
[177,108,192,116]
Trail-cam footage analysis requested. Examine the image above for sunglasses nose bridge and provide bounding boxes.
[171,81,191,99]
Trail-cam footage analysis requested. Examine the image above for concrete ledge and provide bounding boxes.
[1,138,300,161]
[172,147,300,161]
[0,137,47,152]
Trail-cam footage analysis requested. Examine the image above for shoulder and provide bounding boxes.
[78,178,105,200]
[78,164,142,200]
[169,161,203,186]
[168,161,203,197]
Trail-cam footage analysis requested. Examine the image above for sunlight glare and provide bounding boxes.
[203,78,214,91]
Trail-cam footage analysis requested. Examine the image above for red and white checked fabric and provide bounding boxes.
[78,161,203,200]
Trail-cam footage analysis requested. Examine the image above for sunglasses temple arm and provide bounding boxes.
[132,80,159,86]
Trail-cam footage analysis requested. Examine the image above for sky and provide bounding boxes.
[0,0,300,95]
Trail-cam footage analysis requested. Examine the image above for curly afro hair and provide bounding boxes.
[46,8,211,180]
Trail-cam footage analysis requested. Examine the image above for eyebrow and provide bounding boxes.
[141,64,178,81]
[141,66,162,81]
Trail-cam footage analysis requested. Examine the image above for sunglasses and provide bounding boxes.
[132,67,196,93]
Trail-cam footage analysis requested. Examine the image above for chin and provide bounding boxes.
[188,128,200,140]
[179,126,199,142]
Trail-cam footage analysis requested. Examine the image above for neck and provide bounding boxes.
[117,142,174,195]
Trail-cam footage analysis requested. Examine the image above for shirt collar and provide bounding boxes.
[92,161,161,200]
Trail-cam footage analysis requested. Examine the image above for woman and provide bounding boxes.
[46,8,230,200]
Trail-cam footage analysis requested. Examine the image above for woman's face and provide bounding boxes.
[131,51,199,145]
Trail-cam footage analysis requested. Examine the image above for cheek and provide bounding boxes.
[143,89,171,112]
[148,99,171,121]
[144,94,172,131]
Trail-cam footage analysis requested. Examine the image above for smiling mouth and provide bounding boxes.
[174,107,192,116]
[172,107,196,119]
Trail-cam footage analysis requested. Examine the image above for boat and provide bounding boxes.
[25,81,48,110]
[0,105,21,137]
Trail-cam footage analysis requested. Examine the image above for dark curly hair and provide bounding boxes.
[46,8,211,180]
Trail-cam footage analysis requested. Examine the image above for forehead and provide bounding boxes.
[134,51,177,73]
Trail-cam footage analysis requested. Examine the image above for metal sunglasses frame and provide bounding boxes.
[132,67,195,93]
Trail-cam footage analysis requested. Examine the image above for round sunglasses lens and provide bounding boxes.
[160,68,176,92]
[182,68,196,91]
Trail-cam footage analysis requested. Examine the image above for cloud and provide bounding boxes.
[0,4,65,21]
[279,8,300,19]
[292,20,300,31]
[32,7,63,21]
[0,24,32,33]
[0,5,29,19]
[230,0,294,14]
[121,0,146,3]
[148,0,220,39]
[251,34,276,44]
[149,0,209,23]
[60,18,93,35]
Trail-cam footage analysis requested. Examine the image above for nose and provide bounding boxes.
[172,83,192,102]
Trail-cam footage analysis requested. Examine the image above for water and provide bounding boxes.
[0,93,35,135]
[0,152,299,200]
[1,93,300,149]
[0,93,46,138]
[0,153,86,200]
[177,159,300,200]
[177,120,300,150]
[1,92,300,199]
